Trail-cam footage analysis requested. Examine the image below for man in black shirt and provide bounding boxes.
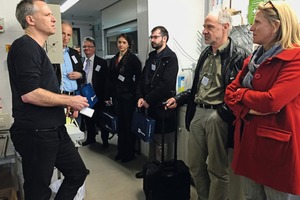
[7,1,89,199]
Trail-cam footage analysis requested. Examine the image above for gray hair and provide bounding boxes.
[15,0,38,29]
[210,9,233,34]
[83,37,96,47]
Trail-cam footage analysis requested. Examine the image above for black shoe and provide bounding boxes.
[135,171,144,179]
[82,140,96,146]
[102,140,109,149]
[121,156,135,163]
[115,154,122,161]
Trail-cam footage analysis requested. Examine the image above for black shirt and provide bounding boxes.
[7,35,65,129]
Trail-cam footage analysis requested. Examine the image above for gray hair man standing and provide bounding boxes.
[7,1,89,199]
[166,9,250,200]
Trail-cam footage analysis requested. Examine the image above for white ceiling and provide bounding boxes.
[46,0,120,21]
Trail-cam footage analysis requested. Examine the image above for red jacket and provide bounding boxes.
[225,46,300,194]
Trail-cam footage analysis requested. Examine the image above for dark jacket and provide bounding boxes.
[107,51,142,100]
[89,55,108,111]
[52,47,85,88]
[136,45,179,133]
[175,38,250,131]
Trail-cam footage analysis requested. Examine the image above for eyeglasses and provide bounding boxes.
[264,0,279,18]
[82,46,95,49]
[149,35,162,39]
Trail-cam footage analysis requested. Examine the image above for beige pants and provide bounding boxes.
[228,148,245,200]
[188,107,229,200]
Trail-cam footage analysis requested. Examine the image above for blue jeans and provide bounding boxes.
[10,124,88,200]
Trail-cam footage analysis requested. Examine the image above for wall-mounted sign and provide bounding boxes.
[247,0,261,24]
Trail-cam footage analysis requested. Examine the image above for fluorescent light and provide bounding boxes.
[60,0,79,13]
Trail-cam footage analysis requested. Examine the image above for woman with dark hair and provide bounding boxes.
[106,33,142,162]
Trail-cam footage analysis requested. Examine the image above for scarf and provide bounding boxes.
[242,44,282,89]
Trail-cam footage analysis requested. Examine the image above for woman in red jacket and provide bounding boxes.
[225,1,300,199]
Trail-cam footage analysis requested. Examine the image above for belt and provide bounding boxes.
[198,103,218,109]
[18,127,58,133]
[34,127,58,132]
[61,91,75,95]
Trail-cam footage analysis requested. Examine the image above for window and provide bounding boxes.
[105,21,138,56]
[72,28,81,48]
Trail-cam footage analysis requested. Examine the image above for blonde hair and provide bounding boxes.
[258,1,300,49]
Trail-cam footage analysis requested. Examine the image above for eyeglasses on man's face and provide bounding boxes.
[264,0,279,17]
[149,35,162,40]
[82,46,95,49]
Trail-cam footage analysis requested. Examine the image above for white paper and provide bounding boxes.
[80,107,94,118]
[95,65,101,71]
[71,55,78,64]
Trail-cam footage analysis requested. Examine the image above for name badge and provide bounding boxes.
[71,55,78,64]
[118,75,125,82]
[151,64,156,71]
[201,76,209,86]
[95,65,101,71]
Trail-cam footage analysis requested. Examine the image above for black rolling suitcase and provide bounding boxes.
[143,108,191,200]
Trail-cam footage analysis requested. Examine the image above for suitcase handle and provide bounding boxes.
[161,103,178,163]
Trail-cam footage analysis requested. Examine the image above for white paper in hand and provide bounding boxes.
[80,107,94,118]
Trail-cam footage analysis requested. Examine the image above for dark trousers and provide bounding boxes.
[10,124,88,200]
[83,111,109,143]
[114,97,136,159]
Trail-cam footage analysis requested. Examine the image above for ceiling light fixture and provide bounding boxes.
[60,0,80,13]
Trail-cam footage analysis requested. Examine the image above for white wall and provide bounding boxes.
[147,0,204,91]
[285,0,300,21]
[136,0,149,67]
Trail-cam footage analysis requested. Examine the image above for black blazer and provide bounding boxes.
[107,51,142,101]
[52,47,85,88]
[88,55,108,111]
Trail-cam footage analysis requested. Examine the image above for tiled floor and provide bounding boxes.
[3,132,300,200]
[79,135,198,200]
[79,135,300,200]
